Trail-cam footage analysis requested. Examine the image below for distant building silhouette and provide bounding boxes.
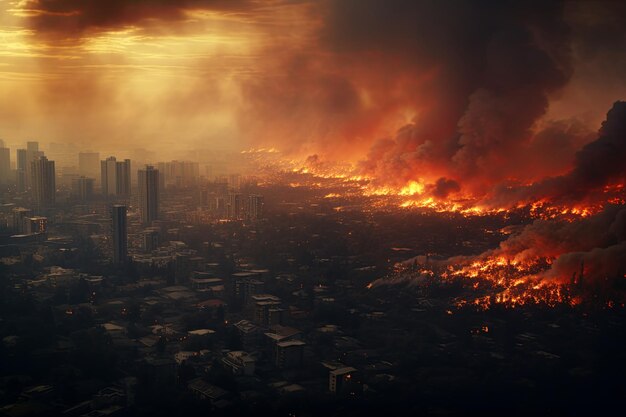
[31,156,55,207]
[72,176,95,201]
[16,149,27,191]
[247,194,264,221]
[156,160,199,189]
[138,165,159,225]
[0,145,10,185]
[101,156,131,197]
[111,205,128,265]
[25,142,43,189]
[227,193,242,220]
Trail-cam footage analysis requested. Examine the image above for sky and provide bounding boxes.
[0,0,320,155]
[1,0,626,192]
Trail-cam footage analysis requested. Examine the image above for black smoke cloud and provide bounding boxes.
[487,101,626,206]
[19,0,254,37]
[320,0,575,190]
[308,1,625,202]
[570,101,626,191]
[432,178,461,199]
[239,0,589,170]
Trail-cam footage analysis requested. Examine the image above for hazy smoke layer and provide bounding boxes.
[10,0,626,180]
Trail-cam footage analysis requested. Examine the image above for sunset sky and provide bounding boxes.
[1,0,626,188]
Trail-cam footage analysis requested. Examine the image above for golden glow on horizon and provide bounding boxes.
[0,0,318,153]
[1,0,625,168]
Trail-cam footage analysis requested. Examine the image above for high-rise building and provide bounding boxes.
[31,156,55,207]
[78,152,100,179]
[111,205,128,265]
[227,193,242,220]
[116,158,131,196]
[229,174,241,190]
[138,165,159,225]
[72,176,95,201]
[25,142,43,189]
[16,149,27,192]
[157,160,199,189]
[101,156,131,197]
[246,195,264,221]
[0,146,10,185]
[102,156,116,196]
[15,143,44,190]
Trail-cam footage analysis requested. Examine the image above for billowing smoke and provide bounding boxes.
[371,204,626,290]
[326,0,576,192]
[485,101,626,207]
[494,204,626,276]
[432,178,461,199]
[10,0,626,172]
[288,1,624,204]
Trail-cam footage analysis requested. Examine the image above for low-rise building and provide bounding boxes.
[222,351,256,375]
[329,366,357,394]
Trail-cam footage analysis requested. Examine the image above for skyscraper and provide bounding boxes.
[157,160,200,189]
[31,156,55,207]
[102,156,116,196]
[16,149,27,192]
[227,192,242,220]
[116,158,131,196]
[246,194,265,221]
[25,142,43,189]
[72,176,95,201]
[0,146,10,185]
[111,205,128,265]
[101,156,131,197]
[138,165,159,225]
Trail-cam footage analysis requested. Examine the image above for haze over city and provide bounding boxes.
[0,1,625,416]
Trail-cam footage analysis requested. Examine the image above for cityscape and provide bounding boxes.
[1,1,626,417]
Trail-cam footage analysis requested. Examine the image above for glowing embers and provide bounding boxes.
[276,155,625,219]
[398,198,495,215]
[379,255,585,310]
[362,180,425,197]
[526,201,599,220]
[442,256,579,309]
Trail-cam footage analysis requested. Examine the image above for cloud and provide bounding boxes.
[2,0,626,178]
[486,101,626,206]
[16,0,256,39]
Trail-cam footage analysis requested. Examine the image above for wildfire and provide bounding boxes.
[254,102,626,312]
[526,201,599,220]
[259,153,623,222]
[283,160,616,220]
[371,248,626,311]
